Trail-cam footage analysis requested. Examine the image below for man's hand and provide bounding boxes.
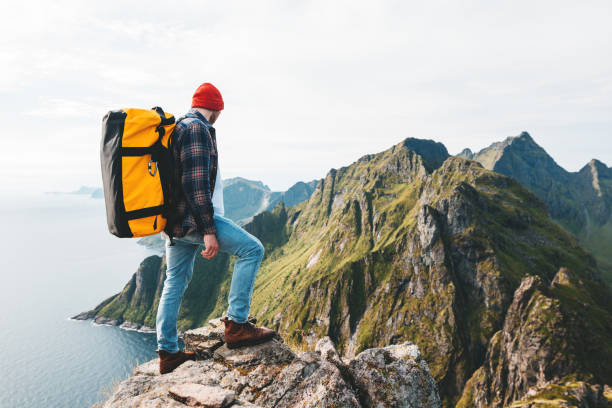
[201,234,219,259]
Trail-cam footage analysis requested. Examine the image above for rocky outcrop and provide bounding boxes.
[95,317,441,408]
[457,270,612,407]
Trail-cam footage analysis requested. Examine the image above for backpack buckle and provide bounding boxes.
[148,159,158,177]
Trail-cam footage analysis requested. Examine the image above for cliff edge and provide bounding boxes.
[93,317,441,408]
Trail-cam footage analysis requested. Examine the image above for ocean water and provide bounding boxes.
[0,192,166,407]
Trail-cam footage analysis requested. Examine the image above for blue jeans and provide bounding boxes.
[155,214,265,353]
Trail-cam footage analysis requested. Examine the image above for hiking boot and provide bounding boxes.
[155,349,196,374]
[221,316,276,349]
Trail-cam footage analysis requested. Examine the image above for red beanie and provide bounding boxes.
[191,82,224,111]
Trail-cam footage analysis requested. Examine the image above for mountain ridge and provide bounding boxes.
[76,135,612,407]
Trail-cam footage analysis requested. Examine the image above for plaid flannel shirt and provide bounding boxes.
[165,108,218,238]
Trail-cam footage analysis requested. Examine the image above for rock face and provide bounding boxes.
[168,383,236,407]
[457,270,612,407]
[95,317,441,408]
[509,382,612,407]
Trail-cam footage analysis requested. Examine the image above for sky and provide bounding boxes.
[1,0,611,194]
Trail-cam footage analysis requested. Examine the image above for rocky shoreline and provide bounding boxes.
[93,317,441,408]
[70,312,159,335]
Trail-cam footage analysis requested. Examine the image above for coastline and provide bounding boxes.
[69,313,168,336]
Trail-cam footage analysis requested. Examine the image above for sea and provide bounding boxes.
[0,192,169,407]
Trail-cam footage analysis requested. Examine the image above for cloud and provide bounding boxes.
[1,0,611,194]
[25,98,109,119]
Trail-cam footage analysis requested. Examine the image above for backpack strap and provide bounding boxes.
[164,114,192,246]
[151,107,181,246]
[152,106,176,126]
[164,114,210,247]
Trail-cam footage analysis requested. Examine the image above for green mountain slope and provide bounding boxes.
[77,137,612,406]
[457,132,612,284]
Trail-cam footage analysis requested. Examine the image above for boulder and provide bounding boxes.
[168,383,235,407]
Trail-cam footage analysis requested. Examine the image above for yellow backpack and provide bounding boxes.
[100,107,178,239]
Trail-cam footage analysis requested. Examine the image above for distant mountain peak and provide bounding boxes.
[399,137,450,171]
[498,131,537,150]
[457,131,559,172]
[454,132,611,281]
[518,130,533,141]
[586,158,610,173]
[457,148,474,159]
[223,177,271,191]
[579,158,611,199]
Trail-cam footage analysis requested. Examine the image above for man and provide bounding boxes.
[155,82,276,374]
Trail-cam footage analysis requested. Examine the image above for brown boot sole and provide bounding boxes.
[225,333,275,349]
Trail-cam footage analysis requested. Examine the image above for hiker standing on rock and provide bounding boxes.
[156,82,276,374]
